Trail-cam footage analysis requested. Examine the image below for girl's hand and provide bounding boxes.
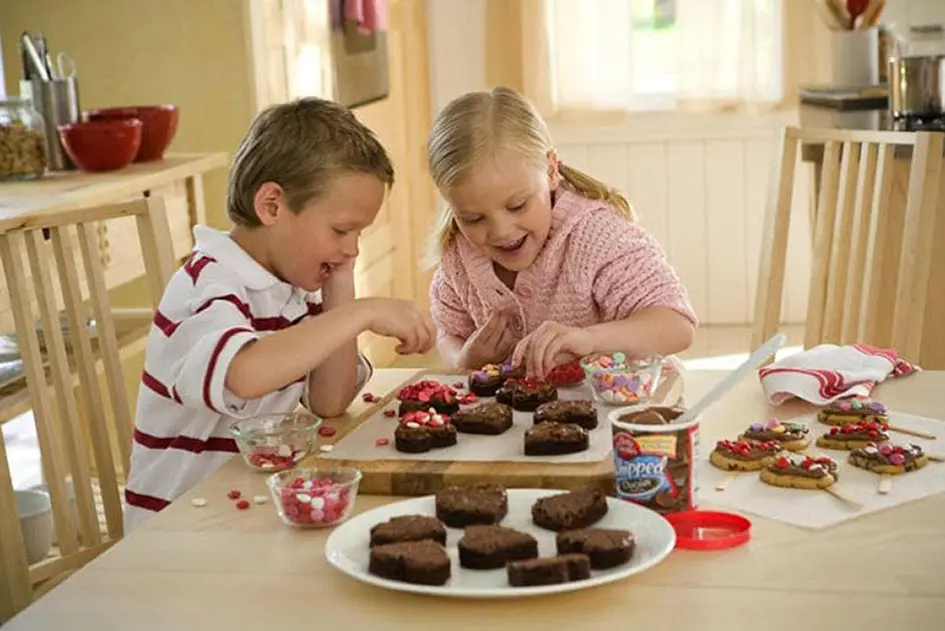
[511,321,595,378]
[457,308,517,369]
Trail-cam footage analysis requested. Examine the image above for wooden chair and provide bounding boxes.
[752,126,944,364]
[0,197,175,622]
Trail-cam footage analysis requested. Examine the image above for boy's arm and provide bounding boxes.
[302,266,368,418]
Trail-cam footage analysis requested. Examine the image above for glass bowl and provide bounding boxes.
[266,466,362,528]
[580,352,664,406]
[229,412,322,472]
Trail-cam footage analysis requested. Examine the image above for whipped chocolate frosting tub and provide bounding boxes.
[608,405,701,514]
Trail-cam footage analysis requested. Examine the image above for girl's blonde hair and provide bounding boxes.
[424,86,634,267]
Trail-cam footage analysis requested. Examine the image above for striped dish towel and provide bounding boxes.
[758,344,920,405]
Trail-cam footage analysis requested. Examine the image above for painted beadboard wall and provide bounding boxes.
[551,122,812,326]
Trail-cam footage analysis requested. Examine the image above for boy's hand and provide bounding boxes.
[321,259,356,308]
[457,308,516,369]
[511,321,594,378]
[360,298,436,355]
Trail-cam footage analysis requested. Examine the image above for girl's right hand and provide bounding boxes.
[457,309,516,369]
[361,298,436,355]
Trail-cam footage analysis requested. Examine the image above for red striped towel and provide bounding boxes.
[758,343,920,405]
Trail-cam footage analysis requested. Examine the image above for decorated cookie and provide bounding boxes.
[709,439,786,472]
[394,410,457,453]
[760,454,839,490]
[397,380,461,416]
[739,418,810,452]
[848,442,928,475]
[817,397,888,426]
[468,363,524,397]
[816,420,890,451]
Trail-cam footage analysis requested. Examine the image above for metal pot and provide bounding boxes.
[889,54,945,117]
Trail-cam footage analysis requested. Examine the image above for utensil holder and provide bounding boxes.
[831,28,880,86]
[26,76,81,172]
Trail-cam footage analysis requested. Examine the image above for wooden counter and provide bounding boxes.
[4,368,944,630]
[0,153,227,423]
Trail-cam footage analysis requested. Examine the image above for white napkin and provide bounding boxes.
[758,343,920,405]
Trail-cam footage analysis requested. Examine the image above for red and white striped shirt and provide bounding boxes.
[124,225,372,531]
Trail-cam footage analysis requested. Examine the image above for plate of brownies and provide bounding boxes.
[324,484,676,598]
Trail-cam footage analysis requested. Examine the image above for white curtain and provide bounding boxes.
[541,0,784,112]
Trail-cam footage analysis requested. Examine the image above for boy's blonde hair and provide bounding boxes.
[227,97,394,226]
[424,86,634,266]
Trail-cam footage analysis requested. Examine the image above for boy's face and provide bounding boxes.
[267,172,385,292]
[444,149,555,273]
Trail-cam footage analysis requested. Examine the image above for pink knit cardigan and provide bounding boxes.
[429,189,697,342]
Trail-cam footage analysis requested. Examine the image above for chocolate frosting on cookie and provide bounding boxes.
[767,455,839,480]
[824,420,889,441]
[743,419,809,442]
[825,397,887,415]
[714,439,783,461]
[852,442,924,467]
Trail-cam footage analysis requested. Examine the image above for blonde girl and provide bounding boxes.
[426,86,697,376]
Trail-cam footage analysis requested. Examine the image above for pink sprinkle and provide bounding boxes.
[318,425,336,437]
[888,453,905,465]
[878,443,893,456]
[375,438,390,447]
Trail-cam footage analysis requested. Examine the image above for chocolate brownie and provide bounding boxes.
[524,421,589,456]
[457,524,539,569]
[555,528,634,569]
[368,539,451,586]
[397,380,461,416]
[496,377,558,412]
[434,484,508,528]
[531,487,609,531]
[394,410,457,453]
[533,400,598,430]
[451,402,514,435]
[467,363,524,397]
[369,515,447,548]
[507,554,591,587]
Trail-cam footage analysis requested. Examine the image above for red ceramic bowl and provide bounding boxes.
[84,105,178,162]
[58,119,142,173]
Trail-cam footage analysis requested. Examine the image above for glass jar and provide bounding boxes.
[0,98,47,181]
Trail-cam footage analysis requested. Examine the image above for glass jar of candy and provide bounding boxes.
[0,98,46,181]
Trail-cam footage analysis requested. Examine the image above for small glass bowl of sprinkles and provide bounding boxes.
[580,352,664,406]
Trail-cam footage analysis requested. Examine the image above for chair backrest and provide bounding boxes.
[0,197,175,622]
[752,125,944,363]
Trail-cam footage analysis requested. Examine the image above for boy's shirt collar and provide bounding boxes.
[191,225,289,292]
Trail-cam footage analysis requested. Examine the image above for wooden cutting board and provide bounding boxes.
[310,366,686,496]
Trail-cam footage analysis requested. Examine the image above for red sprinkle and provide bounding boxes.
[375,438,390,447]
[458,392,478,405]
[452,381,465,389]
[227,489,241,500]
[383,409,396,418]
[236,499,250,510]
[318,425,337,437]
[397,380,458,404]
[775,456,790,469]
[362,392,379,403]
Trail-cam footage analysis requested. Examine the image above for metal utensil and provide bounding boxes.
[19,32,49,82]
[889,54,945,118]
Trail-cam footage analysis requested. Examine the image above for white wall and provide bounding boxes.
[882,0,945,29]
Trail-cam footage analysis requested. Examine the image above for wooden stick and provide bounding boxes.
[878,474,893,494]
[824,486,864,509]
[887,424,937,440]
[714,473,739,491]
[926,453,944,463]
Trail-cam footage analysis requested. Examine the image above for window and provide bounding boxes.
[543,0,783,113]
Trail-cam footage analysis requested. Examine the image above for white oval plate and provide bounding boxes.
[324,488,676,598]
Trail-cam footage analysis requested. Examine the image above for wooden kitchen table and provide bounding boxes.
[4,369,945,630]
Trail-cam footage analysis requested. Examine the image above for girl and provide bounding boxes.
[426,87,697,377]
[124,97,435,529]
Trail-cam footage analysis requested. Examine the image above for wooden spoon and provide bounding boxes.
[847,0,870,29]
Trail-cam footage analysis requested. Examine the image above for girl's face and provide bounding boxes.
[445,149,557,273]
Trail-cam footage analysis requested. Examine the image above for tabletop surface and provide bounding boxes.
[6,368,945,630]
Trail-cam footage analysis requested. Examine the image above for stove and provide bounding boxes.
[890,114,945,132]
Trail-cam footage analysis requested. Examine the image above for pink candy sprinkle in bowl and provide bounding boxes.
[579,352,664,406]
[266,466,362,528]
[229,413,322,473]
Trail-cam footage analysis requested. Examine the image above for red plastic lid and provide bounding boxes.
[663,510,752,550]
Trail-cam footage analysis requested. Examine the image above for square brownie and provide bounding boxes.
[555,528,634,569]
[434,484,508,528]
[531,487,609,531]
[507,554,591,587]
[369,515,448,548]
[368,539,451,586]
[524,421,589,456]
[533,400,598,430]
[457,524,539,569]
[451,402,514,435]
